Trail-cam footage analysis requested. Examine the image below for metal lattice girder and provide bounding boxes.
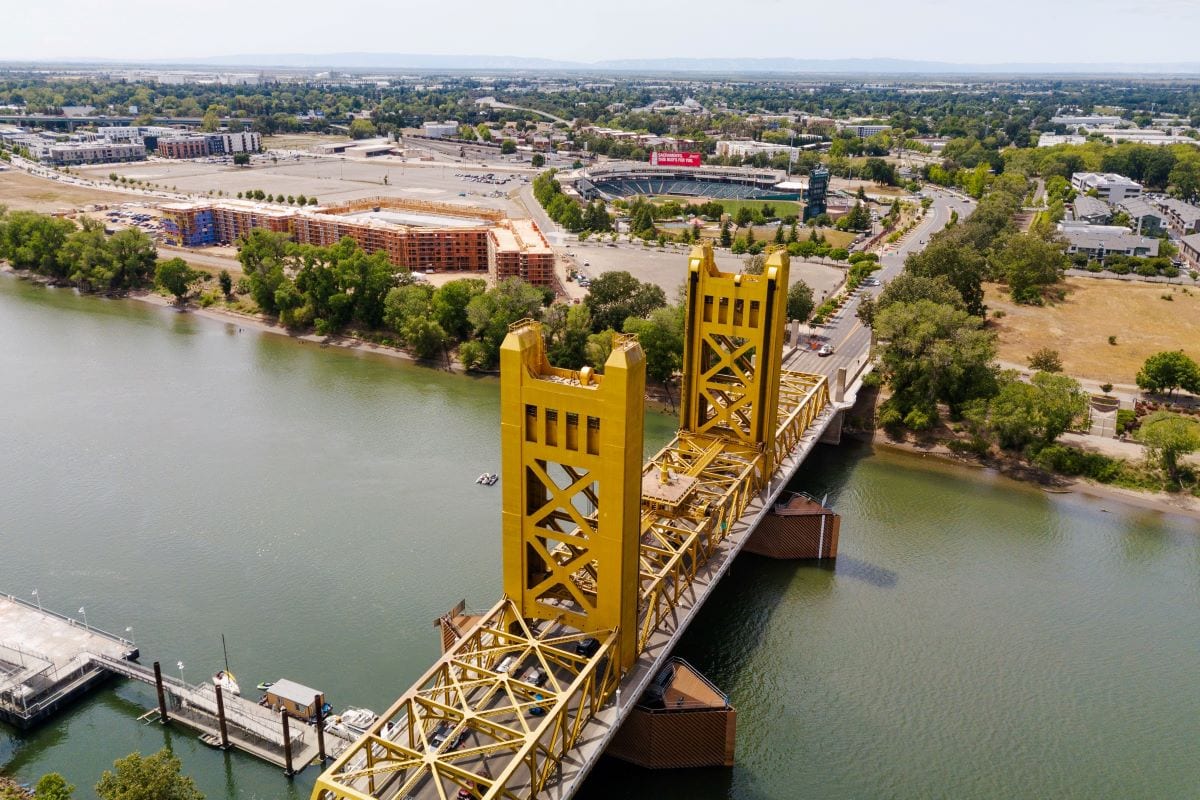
[311,598,620,800]
[634,370,829,654]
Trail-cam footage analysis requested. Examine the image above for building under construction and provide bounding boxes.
[160,197,555,286]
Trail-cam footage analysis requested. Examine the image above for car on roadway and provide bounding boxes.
[818,344,834,357]
[864,278,881,287]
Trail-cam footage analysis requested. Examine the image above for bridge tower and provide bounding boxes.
[679,243,790,472]
[499,320,646,671]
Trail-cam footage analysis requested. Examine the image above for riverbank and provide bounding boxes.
[865,429,1200,521]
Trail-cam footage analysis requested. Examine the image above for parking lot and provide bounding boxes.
[76,156,532,216]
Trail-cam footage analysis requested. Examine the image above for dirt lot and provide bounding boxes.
[0,168,133,212]
[986,277,1200,384]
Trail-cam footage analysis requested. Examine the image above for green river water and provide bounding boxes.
[0,274,1197,800]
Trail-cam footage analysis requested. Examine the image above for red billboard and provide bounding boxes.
[649,151,702,167]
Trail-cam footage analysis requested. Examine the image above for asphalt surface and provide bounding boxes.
[784,189,977,381]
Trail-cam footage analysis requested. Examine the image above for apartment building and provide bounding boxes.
[43,141,145,165]
[488,219,554,285]
[1180,233,1200,270]
[1058,223,1160,259]
[1072,195,1111,224]
[1156,197,1200,236]
[160,199,554,285]
[158,137,209,159]
[1116,198,1164,236]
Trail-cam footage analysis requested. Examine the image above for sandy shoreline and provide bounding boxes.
[866,430,1200,522]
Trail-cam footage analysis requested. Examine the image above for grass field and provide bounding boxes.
[645,195,802,216]
[0,168,133,212]
[985,277,1200,384]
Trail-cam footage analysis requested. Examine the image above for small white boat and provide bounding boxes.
[213,670,241,697]
[486,474,499,486]
[325,707,379,738]
[476,473,490,484]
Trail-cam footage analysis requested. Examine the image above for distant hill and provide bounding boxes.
[8,53,1200,75]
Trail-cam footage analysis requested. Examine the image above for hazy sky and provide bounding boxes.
[7,0,1198,64]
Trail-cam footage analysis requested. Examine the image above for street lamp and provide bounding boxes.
[31,589,41,612]
[177,661,186,685]
[78,606,88,630]
[125,626,135,646]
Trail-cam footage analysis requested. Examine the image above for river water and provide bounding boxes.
[0,274,1197,800]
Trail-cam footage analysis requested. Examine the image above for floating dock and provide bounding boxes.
[1,592,336,774]
[0,594,136,729]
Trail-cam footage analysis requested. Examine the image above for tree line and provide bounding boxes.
[0,209,157,293]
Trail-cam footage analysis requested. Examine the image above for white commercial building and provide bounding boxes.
[715,140,799,159]
[1051,114,1123,128]
[1070,172,1142,203]
[837,123,890,138]
[217,131,261,153]
[422,121,460,138]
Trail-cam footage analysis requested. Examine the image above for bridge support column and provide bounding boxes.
[153,661,169,724]
[833,366,847,404]
[819,410,844,446]
[215,685,230,750]
[281,710,295,777]
[314,693,327,762]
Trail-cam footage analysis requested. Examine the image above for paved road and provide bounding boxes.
[784,189,977,382]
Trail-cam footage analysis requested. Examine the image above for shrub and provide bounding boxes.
[1100,383,1113,394]
[1116,408,1137,433]
[1033,444,1123,482]
[1108,335,1117,345]
[992,309,1006,318]
[947,436,990,456]
[878,405,904,431]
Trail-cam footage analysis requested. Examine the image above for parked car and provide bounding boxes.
[818,344,834,357]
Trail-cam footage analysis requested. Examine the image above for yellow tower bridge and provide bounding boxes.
[312,245,834,800]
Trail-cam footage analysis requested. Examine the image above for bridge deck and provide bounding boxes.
[313,371,831,800]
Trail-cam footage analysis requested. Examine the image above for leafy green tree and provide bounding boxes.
[1027,348,1063,373]
[904,227,988,316]
[466,278,547,368]
[719,219,732,247]
[874,299,998,425]
[383,283,434,334]
[787,279,814,322]
[733,206,754,228]
[989,232,1066,304]
[585,329,618,369]
[531,153,545,168]
[34,773,75,800]
[624,304,685,405]
[475,124,492,142]
[584,270,667,333]
[983,371,1087,450]
[237,229,293,314]
[199,111,220,132]
[95,749,204,800]
[403,316,449,360]
[0,210,77,279]
[1136,351,1200,396]
[1138,412,1200,483]
[349,118,376,139]
[432,278,487,340]
[155,258,204,304]
[106,228,158,290]
[217,269,233,299]
[500,139,517,155]
[544,303,593,369]
[232,152,250,166]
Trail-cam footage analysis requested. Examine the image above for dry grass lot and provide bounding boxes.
[0,168,132,212]
[986,277,1200,384]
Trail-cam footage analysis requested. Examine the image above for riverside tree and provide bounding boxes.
[1137,412,1200,484]
[95,749,203,800]
[874,299,998,429]
[155,258,205,304]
